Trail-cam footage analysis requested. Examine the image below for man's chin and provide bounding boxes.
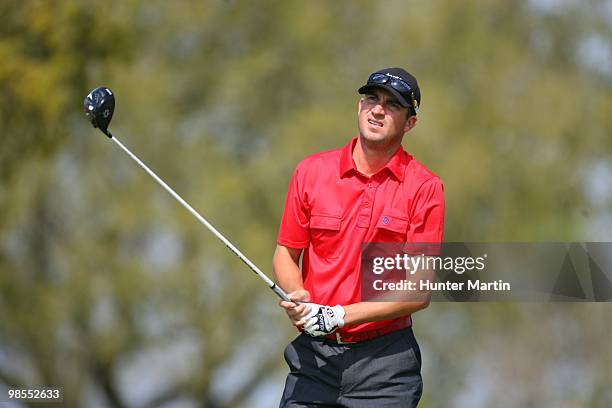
[360,132,389,145]
[359,133,404,153]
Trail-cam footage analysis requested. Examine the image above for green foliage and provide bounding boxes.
[0,1,610,406]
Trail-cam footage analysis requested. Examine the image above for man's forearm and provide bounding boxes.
[341,263,433,326]
[342,300,429,326]
[273,245,304,293]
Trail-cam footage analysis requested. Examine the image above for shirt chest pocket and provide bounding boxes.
[310,214,343,259]
[374,213,409,242]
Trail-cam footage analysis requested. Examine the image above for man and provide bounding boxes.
[274,68,444,407]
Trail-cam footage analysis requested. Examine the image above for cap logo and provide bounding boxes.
[385,73,403,81]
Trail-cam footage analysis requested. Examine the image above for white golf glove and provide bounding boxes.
[301,303,345,337]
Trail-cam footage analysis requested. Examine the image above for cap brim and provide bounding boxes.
[358,84,410,108]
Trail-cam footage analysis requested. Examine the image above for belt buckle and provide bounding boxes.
[335,332,356,344]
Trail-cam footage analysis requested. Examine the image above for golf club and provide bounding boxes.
[83,86,292,302]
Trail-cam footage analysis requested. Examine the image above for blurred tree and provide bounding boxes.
[0,0,610,407]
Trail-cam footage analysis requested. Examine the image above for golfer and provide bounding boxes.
[274,67,444,407]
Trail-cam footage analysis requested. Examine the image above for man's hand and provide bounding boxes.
[300,304,345,337]
[279,289,311,326]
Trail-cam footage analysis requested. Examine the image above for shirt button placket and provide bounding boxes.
[358,182,376,227]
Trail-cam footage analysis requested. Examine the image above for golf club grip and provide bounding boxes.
[108,134,291,302]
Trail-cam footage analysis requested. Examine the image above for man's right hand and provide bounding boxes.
[279,289,311,326]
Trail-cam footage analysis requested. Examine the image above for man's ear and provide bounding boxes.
[404,115,417,133]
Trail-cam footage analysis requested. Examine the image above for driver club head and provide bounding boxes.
[84,86,115,137]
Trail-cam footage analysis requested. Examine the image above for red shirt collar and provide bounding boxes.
[339,137,408,181]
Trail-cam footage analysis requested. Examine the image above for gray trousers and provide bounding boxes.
[280,328,422,408]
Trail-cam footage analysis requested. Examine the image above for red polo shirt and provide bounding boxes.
[277,137,444,334]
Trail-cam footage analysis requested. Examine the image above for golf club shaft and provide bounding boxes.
[108,132,291,302]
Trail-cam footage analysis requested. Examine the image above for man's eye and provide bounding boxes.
[387,102,400,110]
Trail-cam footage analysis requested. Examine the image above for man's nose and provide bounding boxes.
[371,102,385,115]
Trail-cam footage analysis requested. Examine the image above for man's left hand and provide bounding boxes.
[300,304,345,337]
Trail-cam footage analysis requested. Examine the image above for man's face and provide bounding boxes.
[357,88,416,147]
